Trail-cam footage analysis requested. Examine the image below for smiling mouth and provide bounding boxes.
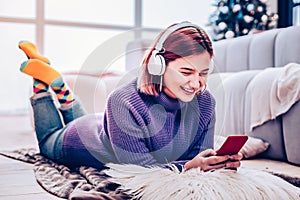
[180,86,195,95]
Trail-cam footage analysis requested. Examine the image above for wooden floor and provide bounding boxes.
[0,114,63,200]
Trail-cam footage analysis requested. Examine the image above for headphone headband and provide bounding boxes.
[147,21,204,76]
[155,21,202,52]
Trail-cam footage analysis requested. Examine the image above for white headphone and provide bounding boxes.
[147,21,204,76]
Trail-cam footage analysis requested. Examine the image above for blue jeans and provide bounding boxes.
[30,92,87,161]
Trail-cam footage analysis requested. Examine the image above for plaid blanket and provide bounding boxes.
[0,148,130,200]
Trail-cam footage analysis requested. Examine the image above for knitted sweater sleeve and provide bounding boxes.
[104,86,164,167]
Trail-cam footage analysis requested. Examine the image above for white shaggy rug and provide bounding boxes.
[105,164,300,200]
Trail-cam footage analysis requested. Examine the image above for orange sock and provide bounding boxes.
[20,59,74,106]
[18,41,50,64]
[20,59,63,87]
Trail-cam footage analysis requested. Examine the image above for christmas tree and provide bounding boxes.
[208,0,279,41]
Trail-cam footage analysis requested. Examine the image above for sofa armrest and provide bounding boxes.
[282,100,300,165]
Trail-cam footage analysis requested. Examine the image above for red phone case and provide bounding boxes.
[216,135,248,156]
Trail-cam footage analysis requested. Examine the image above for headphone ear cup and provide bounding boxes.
[147,51,166,76]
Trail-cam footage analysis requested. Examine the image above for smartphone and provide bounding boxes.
[216,135,248,156]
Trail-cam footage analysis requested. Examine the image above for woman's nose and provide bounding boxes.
[189,77,202,89]
[190,77,205,89]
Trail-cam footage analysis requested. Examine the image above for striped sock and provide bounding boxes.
[52,83,74,107]
[33,79,49,94]
[18,42,74,107]
[20,59,74,107]
[18,41,50,64]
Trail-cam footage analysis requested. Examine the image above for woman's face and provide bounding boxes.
[163,51,211,102]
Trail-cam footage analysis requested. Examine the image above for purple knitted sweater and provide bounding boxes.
[62,79,215,171]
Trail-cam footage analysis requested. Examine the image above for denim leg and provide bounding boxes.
[59,97,87,125]
[31,93,87,161]
[30,92,64,160]
[40,127,66,161]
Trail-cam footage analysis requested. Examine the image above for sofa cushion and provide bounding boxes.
[125,39,152,71]
[208,70,260,136]
[225,36,251,72]
[64,74,108,113]
[248,29,280,70]
[64,72,124,114]
[212,26,300,73]
[207,72,235,135]
[212,39,228,72]
[275,26,300,67]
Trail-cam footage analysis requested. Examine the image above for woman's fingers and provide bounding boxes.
[198,149,216,157]
[202,162,226,172]
[225,160,241,169]
[229,152,243,161]
[201,160,241,172]
[198,155,228,171]
[203,154,229,166]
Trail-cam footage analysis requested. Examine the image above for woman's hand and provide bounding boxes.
[224,152,243,170]
[183,149,243,172]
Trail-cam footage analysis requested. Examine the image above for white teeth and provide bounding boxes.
[181,86,195,93]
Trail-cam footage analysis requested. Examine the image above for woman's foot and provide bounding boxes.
[20,59,62,87]
[20,59,74,107]
[18,41,50,64]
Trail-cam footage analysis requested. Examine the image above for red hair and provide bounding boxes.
[138,23,214,96]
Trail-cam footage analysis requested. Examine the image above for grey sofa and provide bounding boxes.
[211,25,300,166]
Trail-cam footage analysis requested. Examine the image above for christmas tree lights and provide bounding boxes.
[208,0,279,41]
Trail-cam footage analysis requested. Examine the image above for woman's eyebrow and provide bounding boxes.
[200,68,210,73]
[180,67,194,71]
[180,67,209,73]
